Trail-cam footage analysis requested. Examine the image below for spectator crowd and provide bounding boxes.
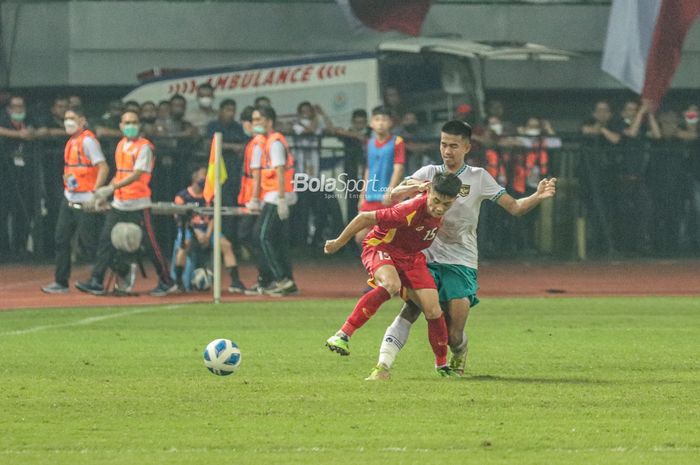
[1,85,700,273]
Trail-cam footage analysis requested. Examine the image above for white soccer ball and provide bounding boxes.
[191,267,213,291]
[203,338,241,376]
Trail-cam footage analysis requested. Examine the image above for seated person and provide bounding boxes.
[173,168,246,293]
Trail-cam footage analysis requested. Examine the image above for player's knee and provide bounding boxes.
[381,280,401,296]
[448,329,463,349]
[399,301,421,323]
[422,305,442,320]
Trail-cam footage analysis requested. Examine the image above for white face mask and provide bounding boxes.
[198,97,213,109]
[524,128,541,137]
[64,119,79,135]
[490,123,503,136]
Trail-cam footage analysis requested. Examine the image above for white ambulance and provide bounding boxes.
[122,38,574,127]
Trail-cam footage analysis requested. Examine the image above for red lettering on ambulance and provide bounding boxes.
[262,70,275,86]
[302,66,313,82]
[276,69,290,84]
[241,73,253,89]
[228,74,240,89]
[215,76,229,89]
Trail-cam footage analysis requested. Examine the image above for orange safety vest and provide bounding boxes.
[485,149,508,187]
[114,137,155,201]
[512,149,549,195]
[64,129,100,193]
[260,132,295,197]
[237,134,266,205]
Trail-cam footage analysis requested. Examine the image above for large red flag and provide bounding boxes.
[642,0,700,108]
[602,0,700,109]
[337,0,432,36]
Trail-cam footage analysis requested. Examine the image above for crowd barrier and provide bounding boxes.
[2,133,698,262]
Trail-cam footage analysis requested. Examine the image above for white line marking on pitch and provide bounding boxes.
[0,305,183,336]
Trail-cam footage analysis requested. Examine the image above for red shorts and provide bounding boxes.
[361,247,437,292]
[359,200,386,212]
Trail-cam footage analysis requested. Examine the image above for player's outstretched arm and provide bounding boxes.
[324,211,377,254]
[389,179,430,203]
[497,177,557,217]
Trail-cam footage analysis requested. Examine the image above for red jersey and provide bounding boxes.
[363,193,442,258]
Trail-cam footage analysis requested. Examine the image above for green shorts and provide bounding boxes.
[427,262,480,308]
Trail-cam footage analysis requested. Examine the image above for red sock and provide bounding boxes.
[341,286,391,337]
[427,315,449,367]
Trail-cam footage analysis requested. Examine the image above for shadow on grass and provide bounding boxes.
[463,374,612,385]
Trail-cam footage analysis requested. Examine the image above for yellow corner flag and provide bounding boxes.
[203,134,228,203]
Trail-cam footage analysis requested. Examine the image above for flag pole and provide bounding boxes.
[213,132,223,304]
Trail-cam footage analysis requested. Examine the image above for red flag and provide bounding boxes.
[338,0,432,36]
[642,0,700,108]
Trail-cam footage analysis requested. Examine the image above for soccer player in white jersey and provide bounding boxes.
[366,120,557,380]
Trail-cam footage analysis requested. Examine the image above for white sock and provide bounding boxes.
[451,332,468,357]
[377,315,413,369]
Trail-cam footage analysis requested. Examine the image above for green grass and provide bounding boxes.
[0,297,699,465]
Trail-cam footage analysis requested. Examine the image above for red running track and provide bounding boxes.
[1,258,698,311]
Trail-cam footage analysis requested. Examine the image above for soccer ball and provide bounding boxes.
[203,338,241,376]
[191,267,213,291]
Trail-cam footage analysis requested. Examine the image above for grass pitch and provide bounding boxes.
[0,297,699,465]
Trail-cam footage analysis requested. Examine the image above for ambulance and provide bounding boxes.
[122,38,575,127]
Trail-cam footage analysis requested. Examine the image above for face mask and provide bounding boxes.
[122,124,139,138]
[524,128,540,137]
[252,125,266,134]
[198,97,213,109]
[141,116,156,124]
[404,124,418,133]
[10,112,26,122]
[197,178,206,189]
[684,111,698,125]
[489,123,503,136]
[64,119,79,135]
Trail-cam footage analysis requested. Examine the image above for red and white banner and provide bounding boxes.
[336,0,432,36]
[602,0,700,109]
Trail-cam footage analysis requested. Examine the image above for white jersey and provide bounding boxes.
[411,163,505,269]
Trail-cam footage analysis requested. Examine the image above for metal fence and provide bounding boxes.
[1,133,698,263]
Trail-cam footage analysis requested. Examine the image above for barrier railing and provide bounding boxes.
[6,133,699,261]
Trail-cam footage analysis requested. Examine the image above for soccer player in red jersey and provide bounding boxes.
[324,171,463,377]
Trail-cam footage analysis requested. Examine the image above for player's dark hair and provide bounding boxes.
[66,106,86,118]
[239,105,255,122]
[441,120,472,140]
[297,101,312,114]
[170,94,186,104]
[220,98,237,109]
[371,105,391,117]
[191,167,206,182]
[431,172,462,198]
[352,109,368,119]
[256,105,276,123]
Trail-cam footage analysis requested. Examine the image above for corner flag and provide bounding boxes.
[203,135,228,203]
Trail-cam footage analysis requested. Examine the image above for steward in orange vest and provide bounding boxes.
[237,133,266,206]
[259,131,295,199]
[42,108,109,294]
[76,110,176,297]
[64,128,102,194]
